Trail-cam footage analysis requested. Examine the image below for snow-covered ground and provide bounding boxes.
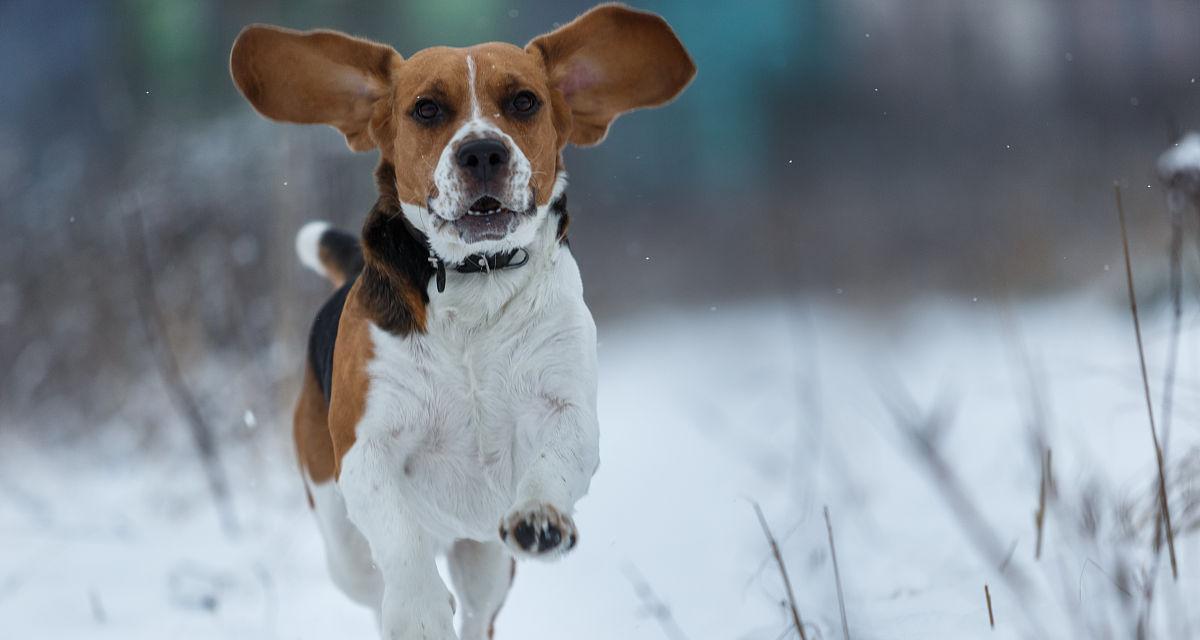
[3,293,1199,639]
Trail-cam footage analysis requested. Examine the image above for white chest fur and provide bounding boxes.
[348,221,599,542]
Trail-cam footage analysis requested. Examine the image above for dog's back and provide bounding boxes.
[291,222,364,492]
[295,222,363,398]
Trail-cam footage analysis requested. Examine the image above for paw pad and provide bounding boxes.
[499,503,577,559]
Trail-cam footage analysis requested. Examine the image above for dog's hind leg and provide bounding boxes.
[447,540,515,640]
[295,365,382,616]
[310,480,384,614]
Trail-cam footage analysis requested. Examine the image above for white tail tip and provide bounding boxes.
[296,221,331,277]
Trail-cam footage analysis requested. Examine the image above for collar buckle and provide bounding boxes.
[427,255,447,293]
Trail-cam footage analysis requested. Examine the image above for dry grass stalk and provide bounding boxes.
[125,203,237,536]
[823,506,851,640]
[886,401,1022,585]
[985,583,995,629]
[881,388,1048,637]
[1159,194,1184,463]
[1152,197,1183,562]
[624,565,691,640]
[1035,449,1052,560]
[752,503,809,640]
[1113,183,1179,580]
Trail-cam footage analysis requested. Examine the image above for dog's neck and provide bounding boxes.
[425,207,566,328]
[358,161,570,334]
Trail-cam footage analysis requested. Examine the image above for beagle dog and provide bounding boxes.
[230,4,694,638]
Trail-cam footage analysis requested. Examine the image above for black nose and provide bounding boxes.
[456,138,510,182]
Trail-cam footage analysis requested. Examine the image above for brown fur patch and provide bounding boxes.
[326,279,375,477]
[230,25,399,151]
[296,161,435,482]
[372,43,565,208]
[293,363,336,485]
[527,4,697,147]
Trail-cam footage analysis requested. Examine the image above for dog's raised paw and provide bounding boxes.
[499,502,577,560]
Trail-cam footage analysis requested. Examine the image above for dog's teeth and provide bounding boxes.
[466,206,504,217]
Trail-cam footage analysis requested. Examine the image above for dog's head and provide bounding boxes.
[230,3,695,262]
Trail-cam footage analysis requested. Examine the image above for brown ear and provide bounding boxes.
[230,25,399,151]
[526,3,696,147]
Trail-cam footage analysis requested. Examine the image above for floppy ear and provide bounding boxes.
[230,25,400,151]
[526,3,696,147]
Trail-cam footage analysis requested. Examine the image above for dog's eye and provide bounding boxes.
[412,99,442,122]
[507,91,540,117]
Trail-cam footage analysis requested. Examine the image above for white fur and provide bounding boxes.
[296,220,331,278]
[309,480,383,613]
[447,540,513,639]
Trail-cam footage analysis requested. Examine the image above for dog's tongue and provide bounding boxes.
[469,196,503,214]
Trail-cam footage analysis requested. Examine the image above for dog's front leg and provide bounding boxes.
[500,398,600,560]
[341,440,455,640]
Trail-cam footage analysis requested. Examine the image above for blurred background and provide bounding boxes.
[2,0,1198,436]
[3,2,1200,638]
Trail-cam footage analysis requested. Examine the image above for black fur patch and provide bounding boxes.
[358,161,436,335]
[318,227,364,280]
[308,278,353,401]
[552,193,570,244]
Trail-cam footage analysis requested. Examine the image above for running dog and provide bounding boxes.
[230,4,694,638]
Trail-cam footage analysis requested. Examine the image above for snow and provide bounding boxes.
[1158,132,1200,182]
[2,294,1199,639]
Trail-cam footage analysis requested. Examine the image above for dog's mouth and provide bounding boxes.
[451,196,528,242]
[466,196,508,217]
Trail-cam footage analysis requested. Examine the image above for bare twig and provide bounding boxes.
[253,563,279,634]
[824,506,850,640]
[0,469,53,527]
[1152,194,1185,565]
[1114,184,1178,580]
[89,589,107,624]
[995,307,1055,563]
[881,396,1023,587]
[1159,191,1184,470]
[1078,557,1134,601]
[984,584,995,629]
[1035,449,1052,560]
[124,204,237,536]
[881,386,1048,638]
[624,564,691,640]
[998,539,1019,574]
[752,503,809,640]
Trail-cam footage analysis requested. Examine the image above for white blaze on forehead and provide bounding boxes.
[466,54,481,119]
[426,52,535,226]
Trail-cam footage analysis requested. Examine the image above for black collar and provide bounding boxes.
[390,195,563,294]
[427,247,530,293]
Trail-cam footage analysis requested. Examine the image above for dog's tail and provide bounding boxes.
[295,221,363,288]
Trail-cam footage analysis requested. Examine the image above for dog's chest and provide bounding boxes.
[359,301,560,538]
